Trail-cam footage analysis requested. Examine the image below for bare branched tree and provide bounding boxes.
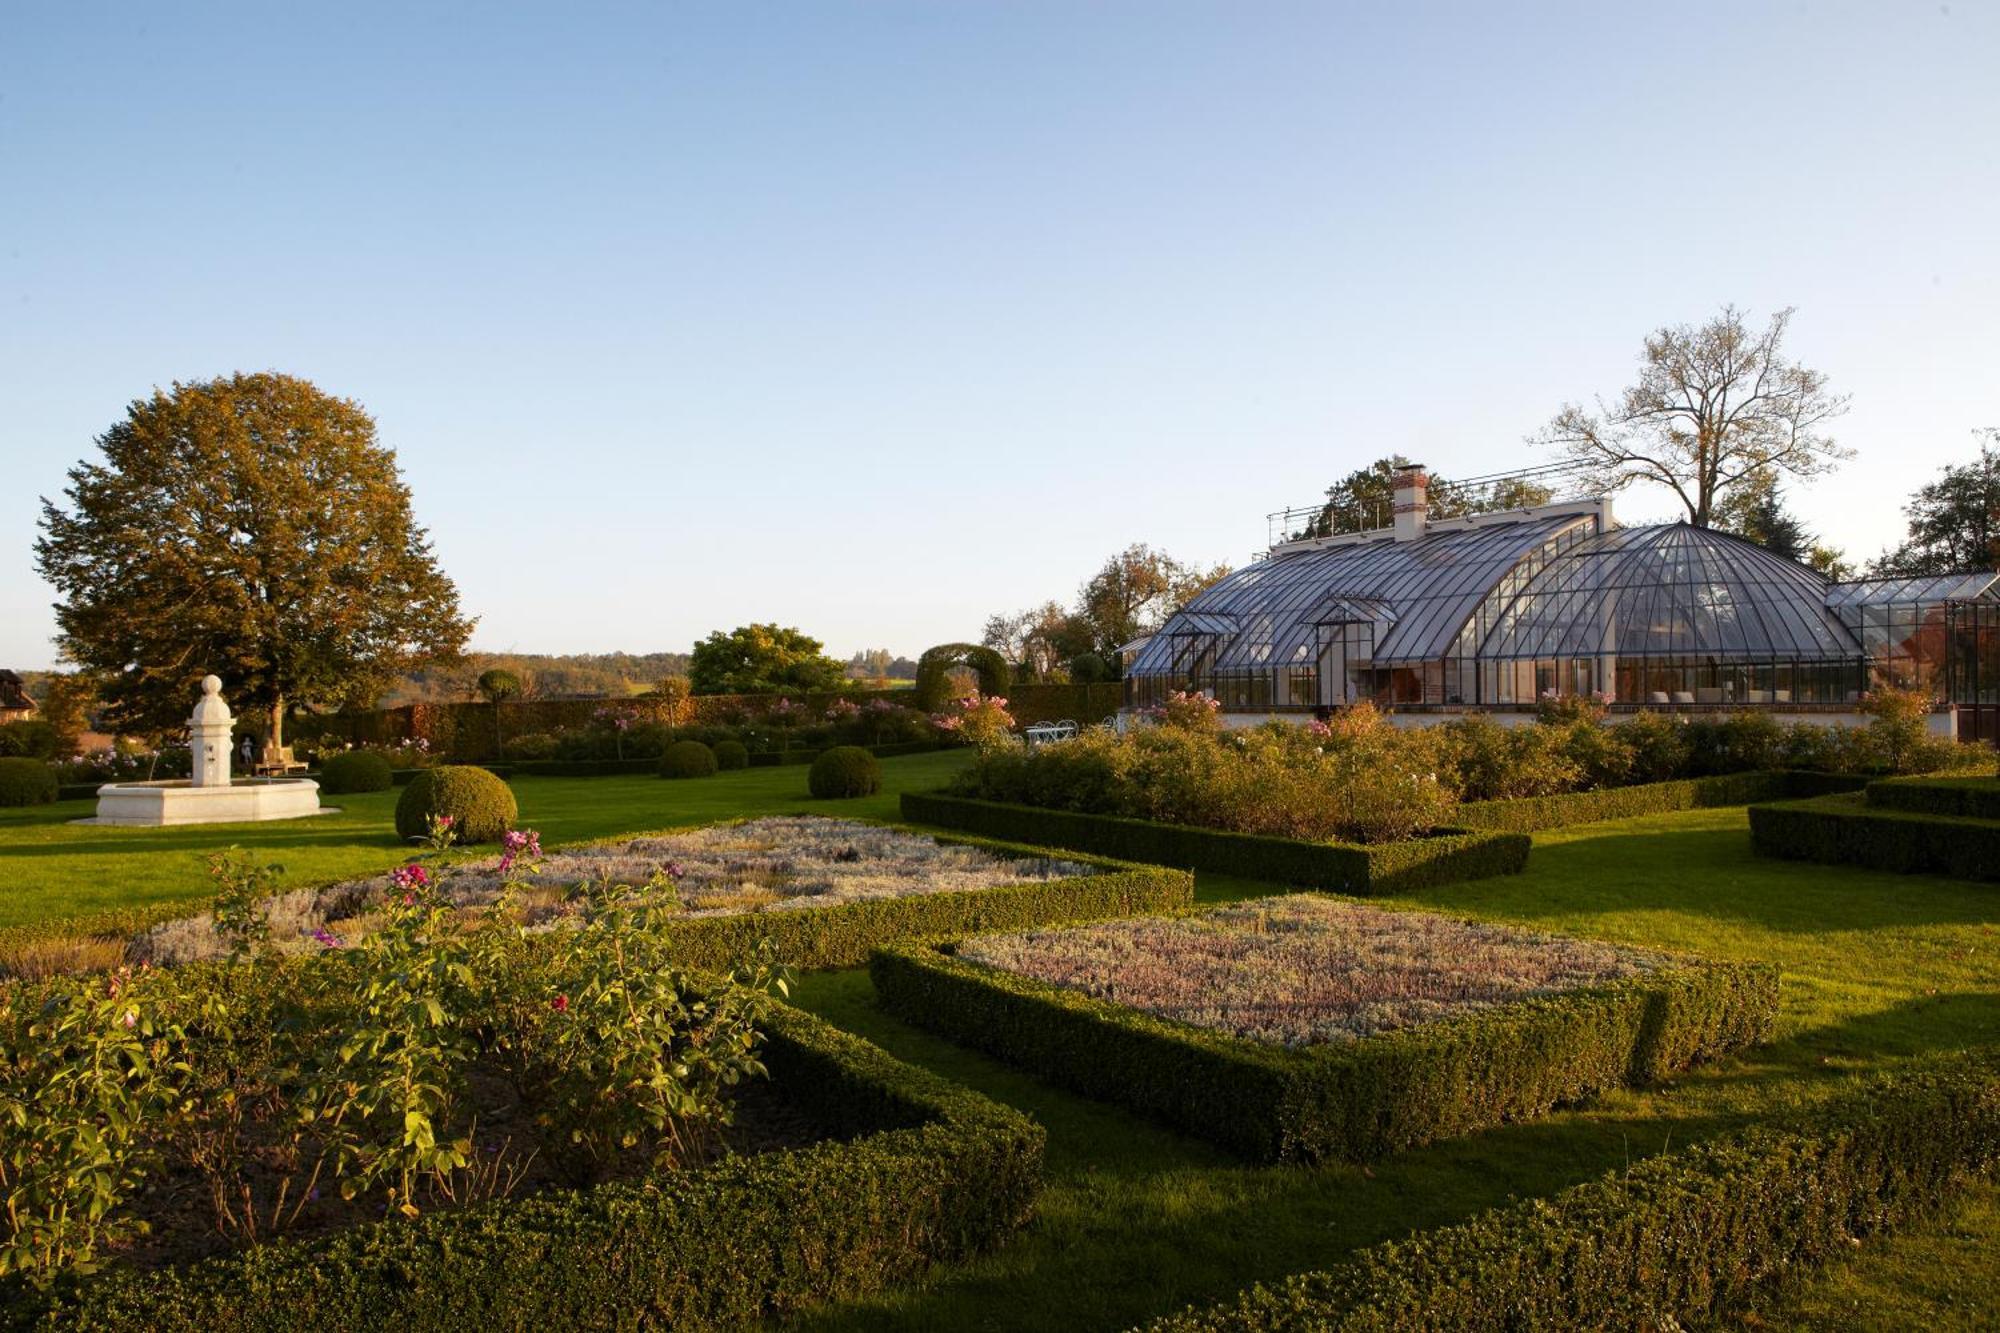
[1534,306,1851,527]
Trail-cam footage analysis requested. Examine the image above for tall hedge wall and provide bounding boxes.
[900,793,1529,894]
[1002,682,1126,726]
[871,940,1776,1164]
[12,1003,1045,1331]
[1749,792,2000,881]
[1140,1047,2000,1331]
[1455,770,1870,834]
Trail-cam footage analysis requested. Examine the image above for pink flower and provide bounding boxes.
[391,863,432,897]
[550,993,570,1013]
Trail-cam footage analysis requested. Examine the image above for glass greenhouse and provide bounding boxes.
[1127,474,2000,715]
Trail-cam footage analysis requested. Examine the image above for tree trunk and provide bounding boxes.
[270,691,285,756]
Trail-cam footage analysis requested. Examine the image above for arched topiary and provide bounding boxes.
[660,740,719,779]
[808,746,881,799]
[0,757,58,807]
[394,765,517,843]
[713,739,750,771]
[914,643,1012,712]
[319,749,394,795]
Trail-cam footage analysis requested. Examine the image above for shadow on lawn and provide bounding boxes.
[1411,815,2000,936]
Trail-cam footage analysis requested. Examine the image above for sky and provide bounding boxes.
[3,2,1996,671]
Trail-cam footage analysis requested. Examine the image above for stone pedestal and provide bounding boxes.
[190,674,233,787]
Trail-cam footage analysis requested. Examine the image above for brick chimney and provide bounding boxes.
[1392,464,1428,541]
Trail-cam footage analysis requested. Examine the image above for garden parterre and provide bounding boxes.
[957,896,1667,1047]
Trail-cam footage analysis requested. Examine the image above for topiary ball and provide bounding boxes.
[713,739,750,771]
[809,745,881,799]
[659,740,719,779]
[0,757,58,807]
[394,765,517,843]
[319,750,394,795]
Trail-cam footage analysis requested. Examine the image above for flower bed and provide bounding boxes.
[1139,1047,2000,1332]
[130,818,1194,974]
[900,792,1528,893]
[8,995,1044,1330]
[872,899,1776,1163]
[957,897,1667,1048]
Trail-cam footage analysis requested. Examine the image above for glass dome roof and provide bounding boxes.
[1473,523,1861,662]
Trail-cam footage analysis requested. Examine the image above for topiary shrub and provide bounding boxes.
[393,765,517,843]
[914,643,1012,712]
[0,757,59,807]
[660,740,719,779]
[809,746,881,799]
[713,739,750,771]
[318,750,393,795]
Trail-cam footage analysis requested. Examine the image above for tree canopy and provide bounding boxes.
[985,544,1230,678]
[1872,430,2000,576]
[35,373,471,746]
[1535,305,1850,527]
[1298,456,1554,539]
[687,624,847,695]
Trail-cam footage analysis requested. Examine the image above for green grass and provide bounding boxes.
[785,806,2000,1331]
[8,777,1999,1328]
[0,750,974,928]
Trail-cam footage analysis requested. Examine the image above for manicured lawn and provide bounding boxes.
[0,750,973,928]
[789,806,2000,1331]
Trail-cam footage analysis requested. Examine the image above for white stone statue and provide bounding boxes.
[189,674,234,788]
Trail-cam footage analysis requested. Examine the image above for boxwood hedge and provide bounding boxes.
[899,793,1528,894]
[1140,1047,2000,1331]
[870,932,1776,1164]
[10,1002,1045,1332]
[1456,770,1869,834]
[1750,791,2000,881]
[1864,773,2000,820]
[663,844,1194,973]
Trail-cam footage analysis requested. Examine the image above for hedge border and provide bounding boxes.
[1864,773,2000,820]
[0,826,1193,981]
[12,1000,1045,1332]
[1139,1047,2000,1331]
[870,926,1777,1164]
[664,839,1194,972]
[899,792,1528,893]
[1749,792,2000,881]
[1456,770,1869,833]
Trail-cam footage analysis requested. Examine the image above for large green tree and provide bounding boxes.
[1872,429,2000,576]
[687,624,846,695]
[35,373,472,749]
[1536,305,1850,527]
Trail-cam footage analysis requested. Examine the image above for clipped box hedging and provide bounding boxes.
[1864,774,2000,820]
[870,936,1776,1164]
[1456,770,1870,834]
[664,846,1194,973]
[1749,792,2000,881]
[11,1002,1045,1332]
[900,792,1528,894]
[1139,1047,2000,1332]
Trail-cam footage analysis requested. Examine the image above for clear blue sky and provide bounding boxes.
[4,2,1995,670]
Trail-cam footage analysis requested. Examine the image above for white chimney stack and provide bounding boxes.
[1392,464,1428,542]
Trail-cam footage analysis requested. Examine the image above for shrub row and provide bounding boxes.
[1139,1047,2000,1331]
[665,850,1193,973]
[1749,792,2000,882]
[1864,773,2000,820]
[870,941,1776,1164]
[1455,770,1869,833]
[900,792,1529,894]
[496,740,950,780]
[11,1001,1045,1332]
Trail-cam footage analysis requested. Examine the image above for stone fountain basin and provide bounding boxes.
[85,777,326,827]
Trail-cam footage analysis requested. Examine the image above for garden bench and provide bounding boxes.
[1023,720,1079,746]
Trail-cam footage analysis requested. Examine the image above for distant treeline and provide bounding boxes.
[383,648,917,704]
